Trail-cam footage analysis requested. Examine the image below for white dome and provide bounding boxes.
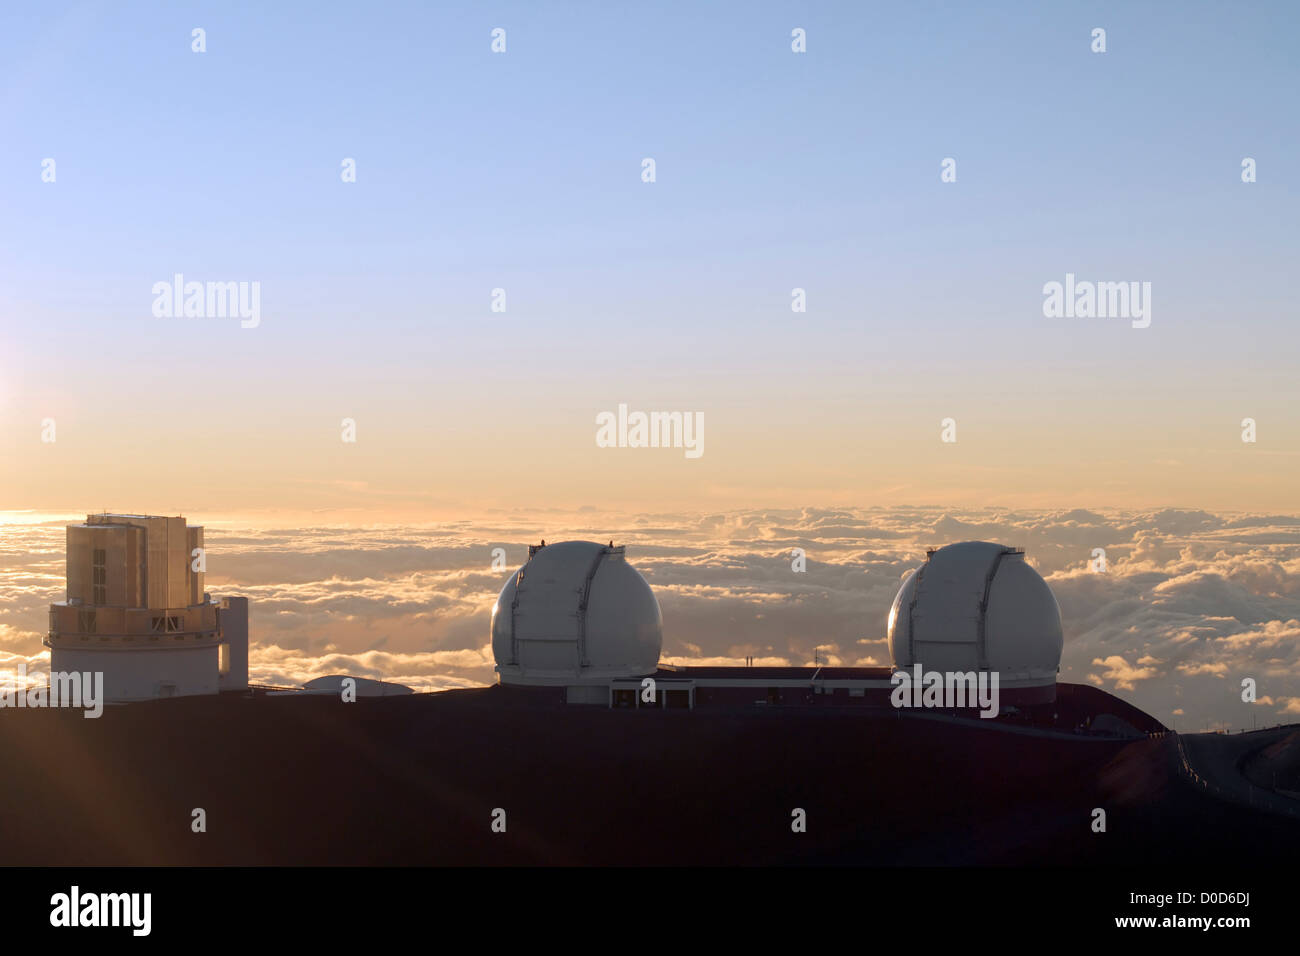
[886,541,1062,688]
[301,675,413,697]
[492,541,662,685]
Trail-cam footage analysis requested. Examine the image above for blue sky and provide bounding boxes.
[1,1,1297,512]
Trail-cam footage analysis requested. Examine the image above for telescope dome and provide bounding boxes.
[887,541,1062,693]
[492,541,662,685]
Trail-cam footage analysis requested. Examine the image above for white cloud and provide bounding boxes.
[3,507,1299,730]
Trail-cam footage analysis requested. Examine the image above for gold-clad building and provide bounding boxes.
[46,514,248,702]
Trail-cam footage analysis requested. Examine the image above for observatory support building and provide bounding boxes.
[46,514,249,703]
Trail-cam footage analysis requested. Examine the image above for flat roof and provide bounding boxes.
[89,513,177,518]
[654,665,892,681]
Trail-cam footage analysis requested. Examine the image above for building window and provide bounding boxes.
[78,609,97,634]
[612,688,636,708]
[151,615,182,633]
[92,548,107,604]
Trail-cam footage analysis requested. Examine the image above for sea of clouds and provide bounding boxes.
[2,507,1297,731]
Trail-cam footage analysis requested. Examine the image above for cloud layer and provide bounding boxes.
[2,507,1297,729]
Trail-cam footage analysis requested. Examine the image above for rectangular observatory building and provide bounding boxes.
[46,513,249,703]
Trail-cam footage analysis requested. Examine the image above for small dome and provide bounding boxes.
[887,541,1062,688]
[302,675,413,697]
[492,541,662,685]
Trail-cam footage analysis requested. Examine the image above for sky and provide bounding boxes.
[1,1,1298,514]
[0,4,1297,730]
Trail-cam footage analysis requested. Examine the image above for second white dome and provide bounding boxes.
[492,541,662,685]
[887,541,1062,687]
